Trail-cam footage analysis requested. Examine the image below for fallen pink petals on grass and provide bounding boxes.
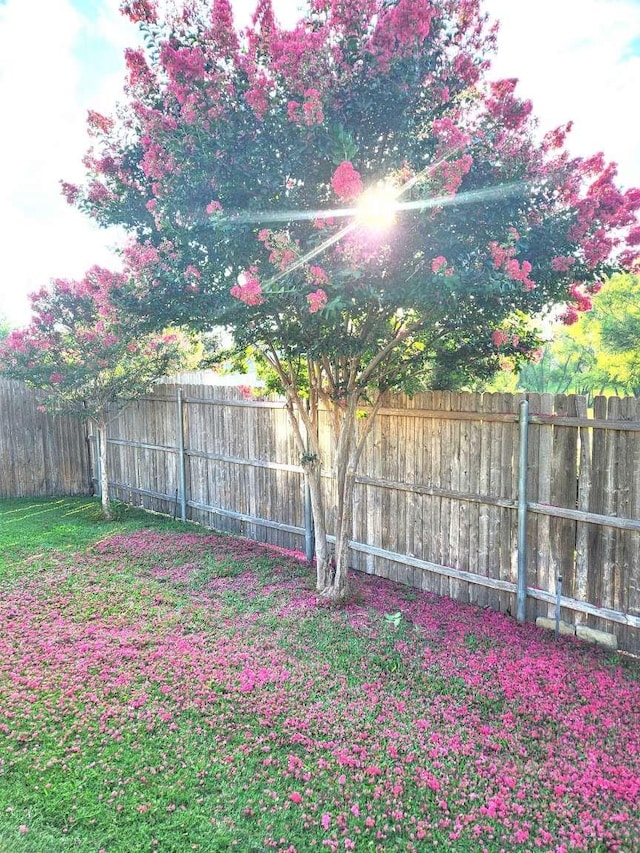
[0,526,638,852]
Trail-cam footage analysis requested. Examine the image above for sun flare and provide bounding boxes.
[355,183,398,231]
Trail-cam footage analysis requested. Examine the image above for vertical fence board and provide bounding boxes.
[534,393,555,616]
[551,395,579,625]
[575,395,591,624]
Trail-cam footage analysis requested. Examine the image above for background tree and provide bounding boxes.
[512,274,640,397]
[64,0,640,599]
[0,315,10,342]
[590,273,640,395]
[0,266,194,520]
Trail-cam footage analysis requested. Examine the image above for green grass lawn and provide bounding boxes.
[0,497,178,579]
[0,497,638,853]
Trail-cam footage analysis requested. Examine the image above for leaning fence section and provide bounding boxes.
[0,378,89,498]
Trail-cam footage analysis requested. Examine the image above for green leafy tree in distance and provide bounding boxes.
[515,274,640,397]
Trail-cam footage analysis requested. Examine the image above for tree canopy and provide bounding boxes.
[0,266,193,518]
[57,0,640,598]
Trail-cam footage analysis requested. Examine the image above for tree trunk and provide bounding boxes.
[97,418,114,521]
[280,375,378,605]
[317,393,381,604]
[304,460,333,591]
[317,400,357,602]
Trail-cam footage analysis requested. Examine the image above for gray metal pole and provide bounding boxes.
[177,388,187,523]
[94,425,102,500]
[304,477,314,563]
[555,575,563,640]
[516,399,529,624]
[304,404,315,563]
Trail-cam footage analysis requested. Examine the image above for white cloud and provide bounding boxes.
[484,0,640,187]
[0,0,130,326]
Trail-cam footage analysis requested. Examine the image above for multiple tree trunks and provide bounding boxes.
[4,378,639,653]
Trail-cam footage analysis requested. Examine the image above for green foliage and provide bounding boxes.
[513,274,640,397]
[0,315,10,341]
[70,2,637,402]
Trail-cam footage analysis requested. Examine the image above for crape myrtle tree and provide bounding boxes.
[0,267,193,520]
[64,0,640,600]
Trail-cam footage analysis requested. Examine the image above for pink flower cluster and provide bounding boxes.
[306,265,329,287]
[559,282,599,325]
[428,154,473,196]
[230,268,264,306]
[307,288,328,313]
[568,282,593,311]
[431,117,471,155]
[120,0,157,24]
[86,110,115,136]
[431,256,454,276]
[542,121,573,152]
[550,255,576,273]
[124,47,153,91]
[486,79,533,131]
[491,329,519,348]
[287,89,324,126]
[331,161,363,202]
[258,228,300,271]
[244,72,272,119]
[140,143,176,181]
[60,181,80,206]
[210,0,239,59]
[488,241,536,291]
[563,158,640,270]
[183,265,201,293]
[367,0,437,69]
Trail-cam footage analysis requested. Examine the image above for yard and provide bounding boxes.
[0,498,638,853]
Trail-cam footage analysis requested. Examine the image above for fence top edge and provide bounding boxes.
[131,396,640,430]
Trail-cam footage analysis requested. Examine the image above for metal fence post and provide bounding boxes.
[555,575,563,640]
[516,398,530,624]
[94,424,103,500]
[304,479,315,563]
[304,405,315,563]
[177,388,187,523]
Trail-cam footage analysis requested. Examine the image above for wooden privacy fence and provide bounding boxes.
[98,383,640,655]
[0,378,90,498]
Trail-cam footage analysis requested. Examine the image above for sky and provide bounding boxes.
[1,0,639,328]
